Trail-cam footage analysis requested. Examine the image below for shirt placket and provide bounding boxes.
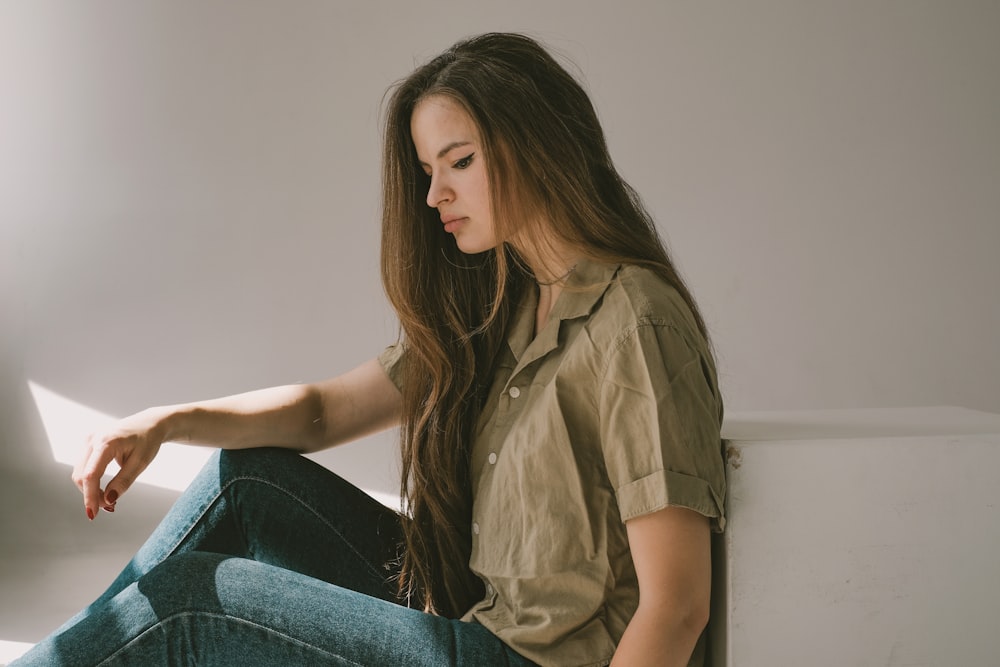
[470,361,533,545]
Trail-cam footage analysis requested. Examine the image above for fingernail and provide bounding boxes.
[86,507,95,521]
[103,505,115,513]
[106,490,118,504]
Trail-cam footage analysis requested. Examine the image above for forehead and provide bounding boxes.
[410,95,480,158]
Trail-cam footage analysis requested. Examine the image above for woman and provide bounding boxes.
[15,33,726,667]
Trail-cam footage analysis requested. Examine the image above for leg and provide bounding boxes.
[16,552,535,667]
[41,448,406,641]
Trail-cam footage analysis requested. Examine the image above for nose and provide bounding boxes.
[426,172,453,209]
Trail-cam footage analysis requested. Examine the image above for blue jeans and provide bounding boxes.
[14,448,535,666]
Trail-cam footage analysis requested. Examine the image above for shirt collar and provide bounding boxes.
[550,257,621,321]
[506,257,621,364]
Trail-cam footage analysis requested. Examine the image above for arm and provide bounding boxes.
[73,357,401,520]
[163,358,403,452]
[610,506,712,667]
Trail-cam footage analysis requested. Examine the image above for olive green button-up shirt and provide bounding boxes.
[379,258,726,667]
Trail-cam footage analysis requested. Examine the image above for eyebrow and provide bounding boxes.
[418,140,473,166]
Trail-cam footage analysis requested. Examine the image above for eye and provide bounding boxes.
[453,153,475,169]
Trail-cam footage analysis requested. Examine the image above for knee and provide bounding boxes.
[137,552,231,618]
[218,446,300,481]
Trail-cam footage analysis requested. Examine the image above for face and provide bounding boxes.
[410,95,496,254]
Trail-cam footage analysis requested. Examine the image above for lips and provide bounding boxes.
[441,215,467,234]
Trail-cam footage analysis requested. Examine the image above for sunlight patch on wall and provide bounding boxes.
[27,381,212,492]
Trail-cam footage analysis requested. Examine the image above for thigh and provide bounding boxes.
[93,448,406,617]
[211,447,406,599]
[18,553,535,667]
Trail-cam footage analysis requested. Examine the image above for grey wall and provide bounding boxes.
[2,0,998,540]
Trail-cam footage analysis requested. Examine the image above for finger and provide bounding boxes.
[77,439,118,521]
[71,436,96,494]
[102,443,158,511]
[102,470,131,511]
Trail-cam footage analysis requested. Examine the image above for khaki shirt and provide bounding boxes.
[379,258,726,667]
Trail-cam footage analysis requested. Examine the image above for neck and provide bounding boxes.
[511,237,580,336]
[511,236,580,287]
[536,264,577,286]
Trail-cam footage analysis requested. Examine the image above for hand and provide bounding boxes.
[72,408,168,521]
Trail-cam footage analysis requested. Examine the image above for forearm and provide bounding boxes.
[157,383,326,453]
[158,358,402,453]
[74,359,401,518]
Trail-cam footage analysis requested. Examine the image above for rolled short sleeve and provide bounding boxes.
[377,343,407,392]
[598,323,726,532]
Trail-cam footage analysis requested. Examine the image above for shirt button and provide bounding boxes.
[508,386,521,399]
[472,522,480,535]
[486,584,494,596]
[488,452,498,465]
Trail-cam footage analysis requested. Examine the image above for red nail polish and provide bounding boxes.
[86,507,95,521]
[106,490,118,504]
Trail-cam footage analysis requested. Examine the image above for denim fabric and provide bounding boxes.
[14,448,536,666]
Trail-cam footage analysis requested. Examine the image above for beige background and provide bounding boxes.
[2,0,998,650]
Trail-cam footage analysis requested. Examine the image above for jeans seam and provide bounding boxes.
[163,474,391,585]
[231,475,391,582]
[96,611,365,666]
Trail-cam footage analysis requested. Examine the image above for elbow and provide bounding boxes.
[616,597,709,666]
[665,596,709,640]
[686,599,711,637]
[679,582,711,636]
[641,593,710,644]
[296,385,328,453]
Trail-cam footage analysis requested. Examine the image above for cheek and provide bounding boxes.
[476,173,492,216]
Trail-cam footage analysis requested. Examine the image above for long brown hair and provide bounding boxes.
[380,33,710,617]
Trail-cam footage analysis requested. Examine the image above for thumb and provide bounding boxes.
[102,448,155,509]
[101,475,126,511]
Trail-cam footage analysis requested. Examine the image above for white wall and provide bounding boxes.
[716,407,1000,666]
[2,1,998,514]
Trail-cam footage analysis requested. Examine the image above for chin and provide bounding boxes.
[455,235,498,255]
